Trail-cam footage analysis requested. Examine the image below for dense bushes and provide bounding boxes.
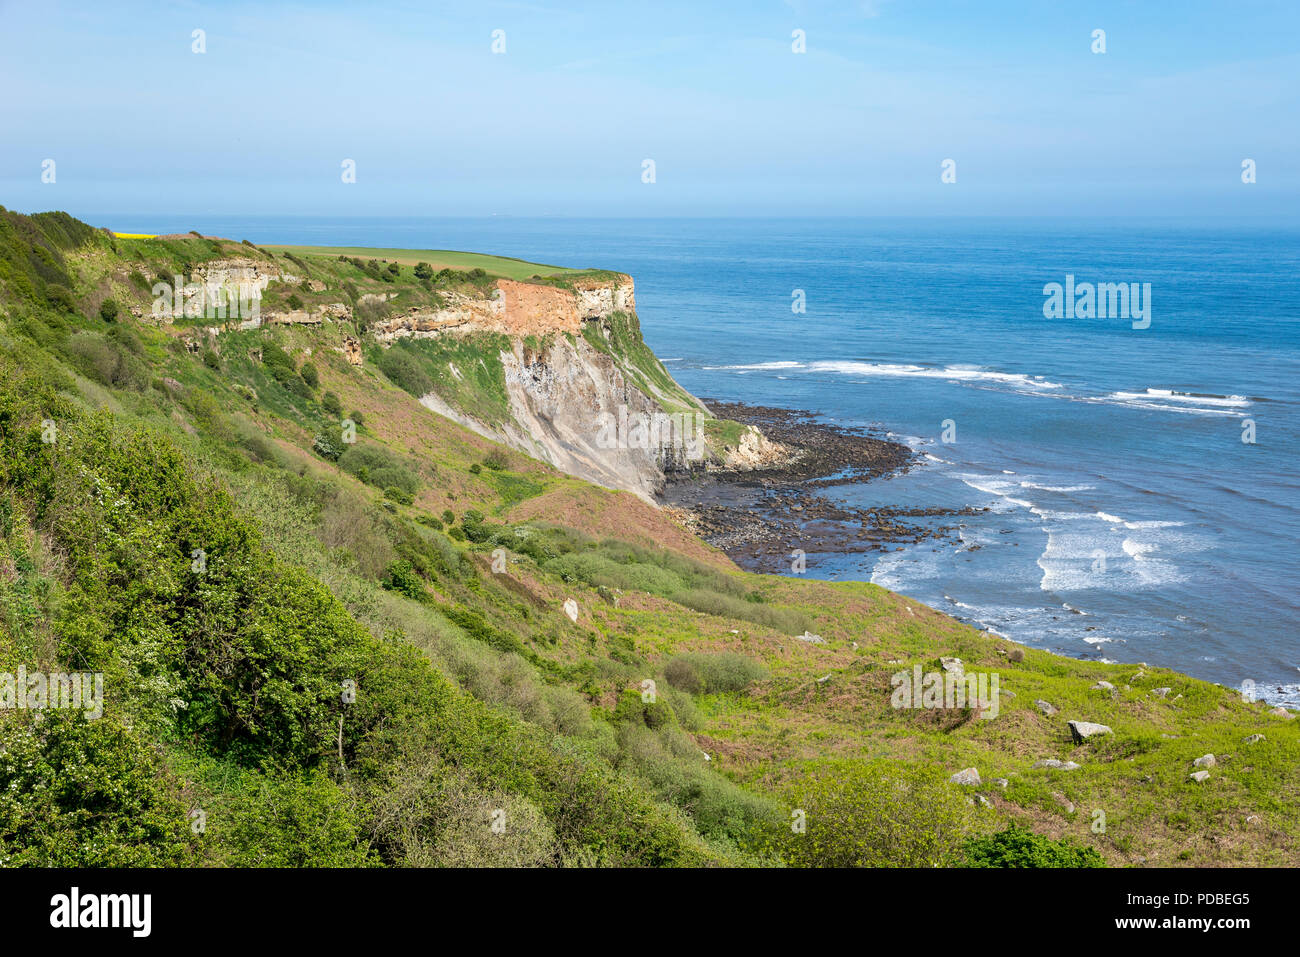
[962,825,1106,868]
[771,761,975,867]
[337,442,420,496]
[0,349,717,866]
[663,652,767,695]
[377,345,433,397]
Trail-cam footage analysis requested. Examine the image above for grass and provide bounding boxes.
[265,245,583,280]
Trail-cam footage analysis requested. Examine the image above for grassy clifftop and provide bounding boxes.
[0,207,1295,868]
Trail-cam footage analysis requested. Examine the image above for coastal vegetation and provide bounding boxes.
[0,206,1295,867]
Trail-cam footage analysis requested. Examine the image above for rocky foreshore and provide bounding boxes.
[661,401,986,572]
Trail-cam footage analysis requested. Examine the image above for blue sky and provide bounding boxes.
[1,0,1297,218]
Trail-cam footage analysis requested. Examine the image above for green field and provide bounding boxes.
[265,245,582,280]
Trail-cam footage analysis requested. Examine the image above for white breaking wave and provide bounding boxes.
[1114,388,1250,408]
[1092,389,1250,417]
[702,359,1063,391]
[702,358,1255,418]
[1020,481,1095,492]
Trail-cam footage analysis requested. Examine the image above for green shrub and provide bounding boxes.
[99,299,119,322]
[209,770,376,867]
[321,391,342,416]
[383,486,414,506]
[337,444,419,496]
[381,560,426,600]
[300,362,319,389]
[313,433,342,460]
[774,761,974,868]
[962,825,1106,868]
[377,347,433,397]
[663,652,767,695]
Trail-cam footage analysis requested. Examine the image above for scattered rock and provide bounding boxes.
[815,674,831,684]
[1269,706,1295,720]
[1151,687,1171,698]
[1245,814,1261,824]
[796,631,825,644]
[950,767,981,787]
[1190,770,1211,783]
[342,335,363,366]
[1243,733,1265,744]
[1091,680,1115,691]
[1033,759,1081,771]
[1068,720,1113,743]
[1051,792,1075,814]
[939,657,964,680]
[993,778,1009,789]
[1036,699,1059,717]
[1192,754,1216,769]
[562,598,579,622]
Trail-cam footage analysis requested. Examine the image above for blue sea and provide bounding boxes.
[104,215,1300,704]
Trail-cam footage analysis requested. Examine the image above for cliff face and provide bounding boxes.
[370,276,636,343]
[400,275,713,501]
[145,256,774,501]
[421,331,702,501]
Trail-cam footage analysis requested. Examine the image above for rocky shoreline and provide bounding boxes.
[660,401,986,573]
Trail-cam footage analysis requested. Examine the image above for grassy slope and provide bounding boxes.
[1,208,1296,867]
[265,245,581,280]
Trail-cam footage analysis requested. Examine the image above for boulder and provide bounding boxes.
[1091,680,1115,691]
[940,657,964,680]
[1036,699,1058,716]
[1033,759,1081,771]
[1269,706,1295,720]
[1192,754,1216,768]
[949,767,981,787]
[1190,770,1211,783]
[1068,720,1113,743]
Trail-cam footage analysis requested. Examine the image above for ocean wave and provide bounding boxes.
[702,358,1255,418]
[1114,388,1250,408]
[702,359,1064,391]
[1089,390,1250,417]
[1020,481,1095,492]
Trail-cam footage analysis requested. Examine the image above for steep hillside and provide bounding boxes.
[0,207,1296,868]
